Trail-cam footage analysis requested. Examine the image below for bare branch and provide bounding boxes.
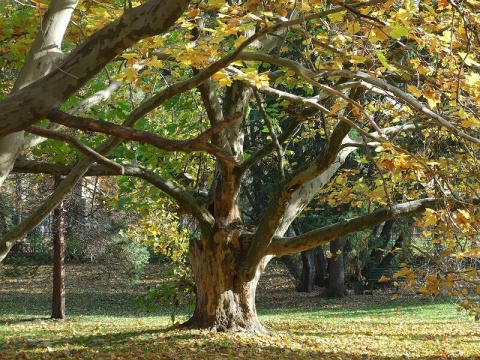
[26,126,124,173]
[46,109,241,165]
[11,160,214,230]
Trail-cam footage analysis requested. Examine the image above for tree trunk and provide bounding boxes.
[314,247,328,287]
[297,250,315,292]
[185,231,269,333]
[52,176,66,319]
[322,236,348,298]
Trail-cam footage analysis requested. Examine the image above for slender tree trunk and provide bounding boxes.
[322,236,348,298]
[185,230,269,333]
[52,176,66,319]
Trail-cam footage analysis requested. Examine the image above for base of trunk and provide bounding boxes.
[187,235,271,333]
[182,311,267,334]
[321,287,348,298]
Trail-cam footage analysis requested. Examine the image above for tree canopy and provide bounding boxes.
[1,0,479,330]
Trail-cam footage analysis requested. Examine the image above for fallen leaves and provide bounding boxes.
[1,264,479,359]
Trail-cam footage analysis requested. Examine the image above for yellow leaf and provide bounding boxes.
[375,50,391,70]
[459,52,480,67]
[466,72,480,88]
[212,70,233,87]
[419,286,430,296]
[452,249,480,259]
[378,275,390,283]
[407,84,422,98]
[346,22,361,35]
[476,285,480,295]
[418,208,437,227]
[120,67,138,82]
[208,0,225,10]
[122,53,140,60]
[389,24,409,39]
[422,87,440,108]
[395,267,413,277]
[327,10,346,23]
[350,55,367,64]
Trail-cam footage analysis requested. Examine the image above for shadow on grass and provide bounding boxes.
[259,296,456,319]
[0,316,51,325]
[0,290,181,318]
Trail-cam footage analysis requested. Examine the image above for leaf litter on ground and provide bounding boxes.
[0,262,479,359]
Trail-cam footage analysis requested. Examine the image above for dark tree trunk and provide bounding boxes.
[313,247,328,287]
[322,236,348,298]
[52,176,66,320]
[297,250,315,292]
[184,230,268,333]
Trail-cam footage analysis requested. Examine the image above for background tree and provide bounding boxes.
[1,0,480,331]
[51,175,66,320]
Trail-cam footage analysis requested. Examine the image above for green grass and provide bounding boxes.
[1,263,479,359]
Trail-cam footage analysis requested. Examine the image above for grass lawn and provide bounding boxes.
[1,262,479,359]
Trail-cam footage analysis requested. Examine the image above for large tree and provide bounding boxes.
[2,0,480,331]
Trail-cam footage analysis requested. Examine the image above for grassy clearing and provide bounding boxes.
[1,262,479,359]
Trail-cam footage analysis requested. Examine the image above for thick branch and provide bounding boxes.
[267,198,439,256]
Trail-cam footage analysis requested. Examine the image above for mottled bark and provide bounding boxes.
[267,198,439,257]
